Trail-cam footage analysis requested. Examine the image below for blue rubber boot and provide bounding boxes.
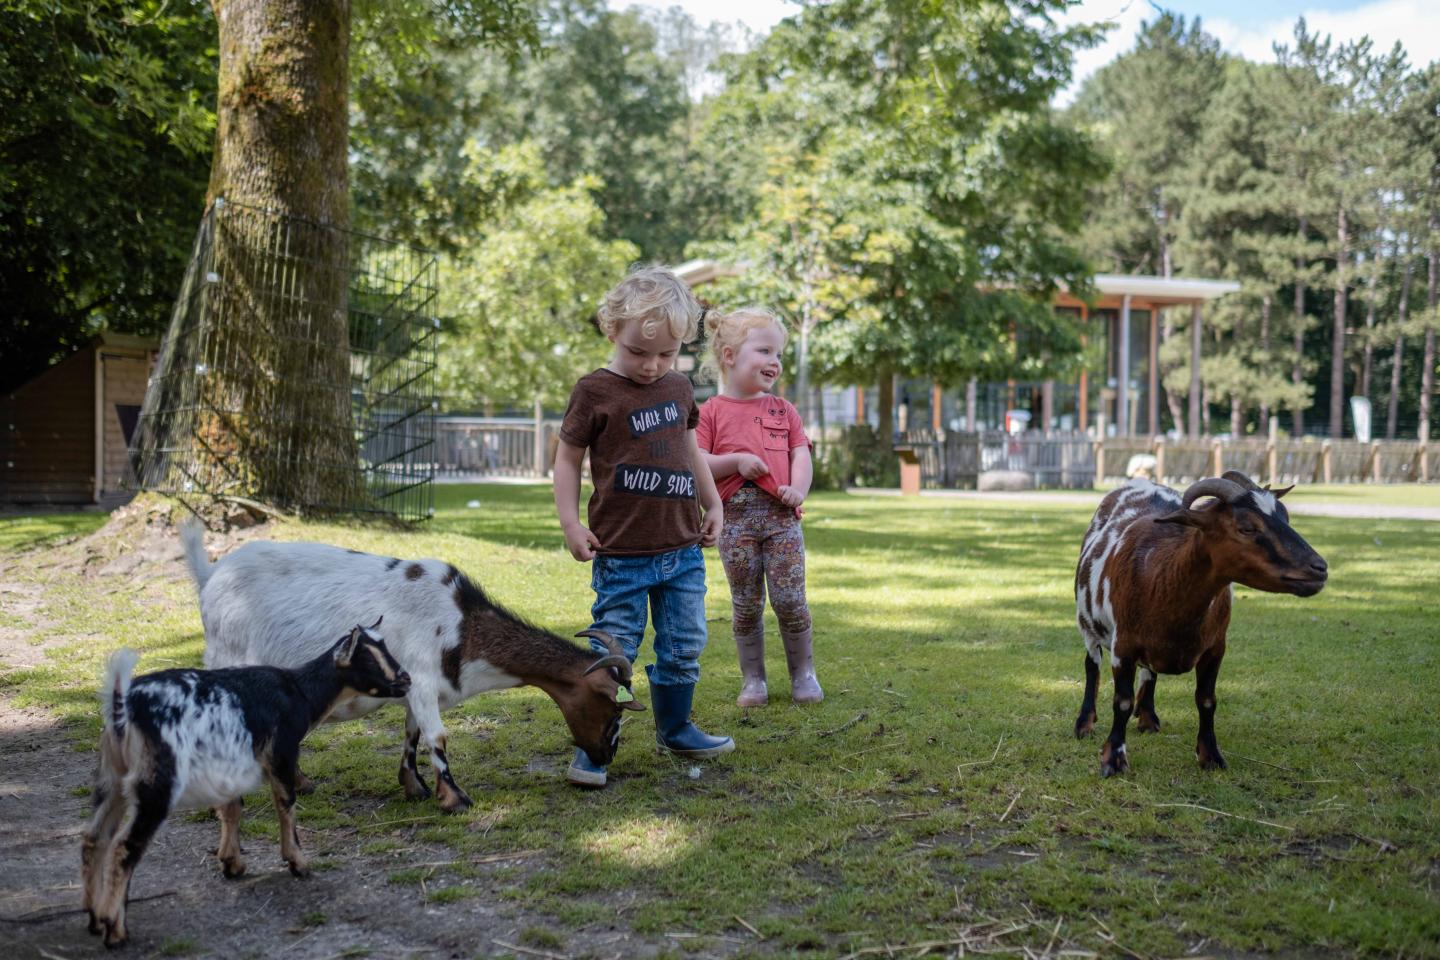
[566,747,608,788]
[647,665,735,759]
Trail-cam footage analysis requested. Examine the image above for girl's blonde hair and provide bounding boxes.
[596,265,703,343]
[700,307,787,383]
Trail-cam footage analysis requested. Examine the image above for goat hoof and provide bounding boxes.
[222,858,247,879]
[1099,742,1129,777]
[438,791,473,814]
[294,771,316,795]
[400,771,432,801]
[288,861,312,879]
[1197,746,1227,771]
[1136,713,1161,733]
[88,912,102,935]
[1074,713,1096,739]
[103,920,127,949]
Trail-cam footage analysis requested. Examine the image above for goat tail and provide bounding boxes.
[101,649,141,739]
[179,519,213,592]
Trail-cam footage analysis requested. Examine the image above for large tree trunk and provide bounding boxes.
[1330,205,1348,438]
[199,0,357,511]
[1292,216,1308,437]
[1423,213,1437,444]
[1259,293,1272,435]
[1388,250,1414,440]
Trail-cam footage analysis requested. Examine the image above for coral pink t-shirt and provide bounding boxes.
[696,394,810,504]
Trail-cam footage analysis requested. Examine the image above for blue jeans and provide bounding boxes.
[588,544,708,686]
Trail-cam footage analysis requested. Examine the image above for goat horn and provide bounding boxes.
[583,655,632,678]
[576,630,632,681]
[1220,470,1263,491]
[1180,477,1247,510]
[366,615,383,631]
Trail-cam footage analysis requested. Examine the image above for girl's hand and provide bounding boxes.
[699,507,723,547]
[738,454,770,480]
[777,485,805,508]
[563,521,602,562]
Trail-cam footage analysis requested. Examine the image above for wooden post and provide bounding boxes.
[1371,441,1382,483]
[1421,441,1430,482]
[932,382,943,432]
[1118,294,1132,436]
[1094,414,1106,487]
[1211,438,1223,477]
[1322,440,1333,484]
[1148,305,1159,437]
[1190,302,1203,438]
[855,386,866,425]
[1153,435,1166,484]
[1266,416,1278,485]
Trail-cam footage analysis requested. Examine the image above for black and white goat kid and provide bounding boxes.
[81,624,410,948]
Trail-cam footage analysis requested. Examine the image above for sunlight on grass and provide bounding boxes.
[579,814,706,869]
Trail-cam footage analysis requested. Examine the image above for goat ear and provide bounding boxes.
[1154,509,1202,528]
[335,626,363,667]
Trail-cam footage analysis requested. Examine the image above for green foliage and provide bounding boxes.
[435,143,637,410]
[0,0,216,391]
[695,0,1109,395]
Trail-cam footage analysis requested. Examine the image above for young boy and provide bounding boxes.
[554,266,733,788]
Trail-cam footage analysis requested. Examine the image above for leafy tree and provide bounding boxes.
[0,0,216,392]
[698,0,1109,431]
[436,144,638,410]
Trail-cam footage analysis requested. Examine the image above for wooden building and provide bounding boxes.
[1,333,158,506]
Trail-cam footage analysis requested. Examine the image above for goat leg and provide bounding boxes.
[269,779,309,877]
[215,800,246,878]
[1134,667,1161,733]
[1074,652,1100,739]
[398,722,432,801]
[1100,657,1136,777]
[1194,648,1226,771]
[430,735,473,812]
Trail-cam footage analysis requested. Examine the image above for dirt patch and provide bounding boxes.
[0,507,756,960]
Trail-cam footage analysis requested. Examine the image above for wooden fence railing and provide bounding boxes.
[896,429,1436,489]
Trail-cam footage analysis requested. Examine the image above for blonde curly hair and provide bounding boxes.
[700,307,787,384]
[596,265,704,343]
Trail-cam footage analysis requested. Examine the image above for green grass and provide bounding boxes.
[3,484,1437,957]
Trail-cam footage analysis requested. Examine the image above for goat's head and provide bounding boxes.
[1156,472,1328,596]
[333,619,412,699]
[567,629,645,766]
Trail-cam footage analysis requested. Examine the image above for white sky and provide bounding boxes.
[615,0,1440,104]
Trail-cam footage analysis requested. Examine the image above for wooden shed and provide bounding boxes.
[1,333,158,507]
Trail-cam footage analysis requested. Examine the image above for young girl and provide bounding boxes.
[697,308,822,706]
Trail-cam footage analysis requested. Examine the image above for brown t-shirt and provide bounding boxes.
[559,369,702,556]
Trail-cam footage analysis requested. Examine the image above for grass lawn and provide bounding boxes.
[1,484,1437,957]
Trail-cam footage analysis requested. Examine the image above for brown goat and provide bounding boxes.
[1073,471,1328,776]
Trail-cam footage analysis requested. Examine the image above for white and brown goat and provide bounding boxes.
[181,524,644,812]
[82,624,411,948]
[1074,471,1328,776]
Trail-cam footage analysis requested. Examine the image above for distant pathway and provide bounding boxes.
[854,488,1440,522]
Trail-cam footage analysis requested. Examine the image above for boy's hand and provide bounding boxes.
[699,507,723,547]
[563,521,602,562]
[737,454,770,480]
[778,485,806,508]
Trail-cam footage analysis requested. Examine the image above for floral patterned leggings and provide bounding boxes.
[718,484,811,637]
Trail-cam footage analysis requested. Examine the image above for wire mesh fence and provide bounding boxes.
[130,198,438,521]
